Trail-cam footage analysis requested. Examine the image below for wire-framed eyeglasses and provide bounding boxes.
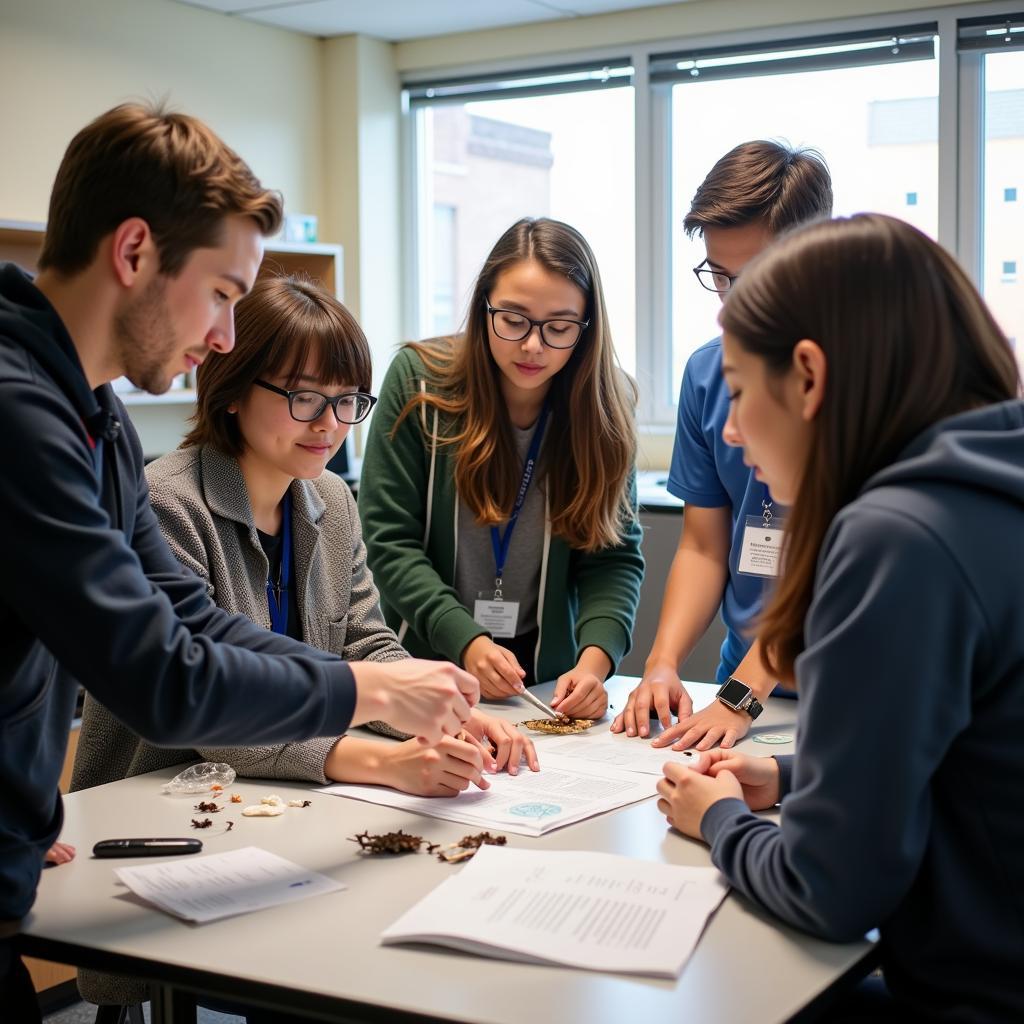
[486,302,589,350]
[254,380,377,424]
[693,260,739,294]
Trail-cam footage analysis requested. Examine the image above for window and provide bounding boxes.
[963,15,1024,375]
[407,61,636,373]
[656,26,939,409]
[431,204,457,336]
[402,6,1024,428]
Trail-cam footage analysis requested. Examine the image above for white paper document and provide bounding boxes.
[530,731,703,776]
[317,754,655,837]
[114,846,345,923]
[381,845,728,978]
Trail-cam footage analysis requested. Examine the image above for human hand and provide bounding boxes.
[650,699,750,751]
[656,755,744,840]
[44,840,76,866]
[551,669,608,719]
[465,709,539,775]
[610,664,692,737]
[351,658,477,745]
[462,636,526,699]
[702,749,781,810]
[380,736,490,797]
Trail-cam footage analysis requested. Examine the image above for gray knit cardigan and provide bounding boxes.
[73,444,408,794]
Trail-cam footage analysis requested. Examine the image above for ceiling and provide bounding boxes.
[172,0,690,42]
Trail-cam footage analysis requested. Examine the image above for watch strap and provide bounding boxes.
[742,694,764,720]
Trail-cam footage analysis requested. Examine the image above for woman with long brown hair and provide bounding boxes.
[656,213,1023,1020]
[360,218,644,718]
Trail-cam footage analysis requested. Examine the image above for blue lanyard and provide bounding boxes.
[762,485,775,527]
[489,405,550,587]
[266,493,292,635]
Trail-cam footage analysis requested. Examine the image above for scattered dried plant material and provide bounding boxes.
[260,795,284,807]
[436,832,508,864]
[225,821,234,831]
[210,784,224,792]
[349,830,439,855]
[230,794,243,804]
[193,801,221,813]
[190,818,213,829]
[519,717,595,734]
[287,799,312,808]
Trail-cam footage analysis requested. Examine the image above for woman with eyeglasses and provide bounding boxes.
[359,218,644,719]
[75,273,535,798]
[655,214,1023,1020]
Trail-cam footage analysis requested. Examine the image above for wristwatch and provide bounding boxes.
[716,677,764,720]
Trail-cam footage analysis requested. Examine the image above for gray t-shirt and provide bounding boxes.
[455,425,545,637]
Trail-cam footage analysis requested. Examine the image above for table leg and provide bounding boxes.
[150,985,196,1024]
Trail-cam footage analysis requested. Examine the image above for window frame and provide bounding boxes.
[400,0,1023,429]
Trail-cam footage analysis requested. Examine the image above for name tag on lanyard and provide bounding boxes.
[737,489,785,578]
[472,405,548,638]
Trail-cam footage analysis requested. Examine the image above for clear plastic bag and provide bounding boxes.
[161,761,236,795]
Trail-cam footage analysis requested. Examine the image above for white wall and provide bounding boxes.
[0,0,325,225]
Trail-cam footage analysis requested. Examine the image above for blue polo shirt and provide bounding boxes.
[667,337,772,683]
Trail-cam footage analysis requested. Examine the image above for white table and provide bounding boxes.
[19,677,875,1023]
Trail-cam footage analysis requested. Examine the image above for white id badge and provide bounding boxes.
[737,517,786,577]
[473,594,520,638]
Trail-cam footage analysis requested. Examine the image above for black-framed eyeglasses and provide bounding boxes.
[693,260,739,294]
[485,301,589,350]
[254,380,377,424]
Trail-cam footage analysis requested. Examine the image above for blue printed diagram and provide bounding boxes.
[509,802,562,819]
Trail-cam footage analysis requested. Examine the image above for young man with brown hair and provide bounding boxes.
[612,140,832,751]
[0,103,478,1020]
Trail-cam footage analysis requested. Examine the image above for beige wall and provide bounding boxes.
[322,33,402,397]
[395,0,991,73]
[0,0,325,225]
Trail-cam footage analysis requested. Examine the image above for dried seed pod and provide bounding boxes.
[519,717,595,734]
[437,831,508,863]
[349,830,436,855]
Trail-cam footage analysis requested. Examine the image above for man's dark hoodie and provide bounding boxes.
[0,264,356,922]
[701,399,1024,1021]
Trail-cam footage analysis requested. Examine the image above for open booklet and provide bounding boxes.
[381,845,728,978]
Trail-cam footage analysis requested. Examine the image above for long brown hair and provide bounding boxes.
[720,213,1020,682]
[397,218,637,552]
[183,274,372,457]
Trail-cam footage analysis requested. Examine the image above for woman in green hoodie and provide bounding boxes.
[360,218,644,720]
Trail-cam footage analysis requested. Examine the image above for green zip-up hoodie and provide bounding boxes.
[359,346,644,683]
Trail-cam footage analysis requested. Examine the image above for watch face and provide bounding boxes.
[718,678,750,708]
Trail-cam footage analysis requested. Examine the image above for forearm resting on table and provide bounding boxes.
[324,735,388,784]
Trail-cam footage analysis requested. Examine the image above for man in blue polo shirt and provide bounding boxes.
[612,141,832,750]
